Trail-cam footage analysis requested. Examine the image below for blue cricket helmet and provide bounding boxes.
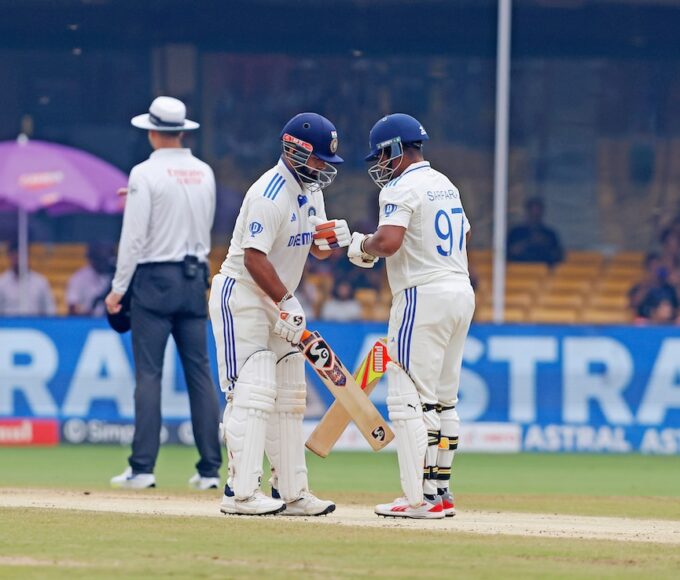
[365,113,429,161]
[280,112,343,164]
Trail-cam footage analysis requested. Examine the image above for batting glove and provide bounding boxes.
[347,232,379,269]
[274,294,307,345]
[309,216,351,251]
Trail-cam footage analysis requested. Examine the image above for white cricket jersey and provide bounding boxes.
[112,148,216,294]
[378,161,471,295]
[220,159,327,293]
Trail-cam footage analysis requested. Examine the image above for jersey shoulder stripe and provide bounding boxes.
[263,173,285,200]
[270,176,286,199]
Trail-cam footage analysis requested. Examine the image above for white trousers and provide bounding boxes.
[209,274,295,392]
[387,276,475,407]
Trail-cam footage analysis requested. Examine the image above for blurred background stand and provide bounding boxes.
[0,135,126,311]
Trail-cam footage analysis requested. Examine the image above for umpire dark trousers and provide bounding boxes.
[129,262,222,477]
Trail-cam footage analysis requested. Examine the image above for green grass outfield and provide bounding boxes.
[1,447,679,578]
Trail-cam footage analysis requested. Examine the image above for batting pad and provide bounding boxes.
[437,405,460,487]
[266,353,308,502]
[386,362,427,507]
[226,350,277,500]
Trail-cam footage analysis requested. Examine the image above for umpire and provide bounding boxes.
[106,96,222,490]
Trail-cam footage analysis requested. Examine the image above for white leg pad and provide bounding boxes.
[266,353,308,502]
[225,350,277,500]
[437,405,460,489]
[386,362,427,507]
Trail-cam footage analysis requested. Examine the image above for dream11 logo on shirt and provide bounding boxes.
[249,221,264,237]
[384,203,397,217]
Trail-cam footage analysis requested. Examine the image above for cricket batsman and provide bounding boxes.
[344,113,475,518]
[209,113,349,516]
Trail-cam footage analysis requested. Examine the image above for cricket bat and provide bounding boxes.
[298,330,394,453]
[306,337,391,457]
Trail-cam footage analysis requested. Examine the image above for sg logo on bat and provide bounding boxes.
[371,426,387,441]
[307,340,333,370]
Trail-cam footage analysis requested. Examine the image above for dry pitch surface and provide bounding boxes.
[2,487,679,545]
[2,450,680,577]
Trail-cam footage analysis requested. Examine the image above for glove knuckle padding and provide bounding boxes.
[266,353,309,501]
[226,350,277,499]
[386,362,427,506]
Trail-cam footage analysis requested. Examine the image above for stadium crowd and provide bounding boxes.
[629,218,680,325]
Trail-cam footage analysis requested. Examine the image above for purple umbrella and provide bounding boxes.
[0,136,127,311]
[0,137,127,214]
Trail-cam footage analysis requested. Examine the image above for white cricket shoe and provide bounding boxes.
[188,473,220,490]
[110,467,156,489]
[375,496,445,519]
[439,490,456,517]
[283,491,336,516]
[220,486,285,516]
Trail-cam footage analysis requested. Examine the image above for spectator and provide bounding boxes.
[67,243,116,316]
[507,197,563,266]
[629,252,678,316]
[0,242,56,316]
[321,281,362,321]
[635,288,677,325]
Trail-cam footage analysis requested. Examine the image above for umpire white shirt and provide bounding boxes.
[112,148,216,294]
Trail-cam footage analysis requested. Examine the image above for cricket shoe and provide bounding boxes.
[281,491,336,516]
[220,484,285,516]
[110,467,156,489]
[439,491,456,517]
[375,496,445,519]
[188,473,220,490]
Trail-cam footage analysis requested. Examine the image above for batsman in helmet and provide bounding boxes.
[346,113,475,518]
[209,113,350,516]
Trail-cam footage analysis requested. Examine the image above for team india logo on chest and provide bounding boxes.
[288,231,314,247]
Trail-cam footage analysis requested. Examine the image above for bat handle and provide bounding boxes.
[300,329,313,341]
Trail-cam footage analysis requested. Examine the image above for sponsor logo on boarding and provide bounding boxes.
[0,419,59,446]
[62,419,170,445]
[384,203,397,217]
[249,221,264,237]
[283,133,313,152]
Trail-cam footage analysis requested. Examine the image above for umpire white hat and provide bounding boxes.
[131,96,199,131]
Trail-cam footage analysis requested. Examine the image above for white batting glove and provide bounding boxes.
[274,295,306,345]
[347,232,379,269]
[309,216,351,251]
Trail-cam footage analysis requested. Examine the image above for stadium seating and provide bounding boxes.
[0,243,645,321]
